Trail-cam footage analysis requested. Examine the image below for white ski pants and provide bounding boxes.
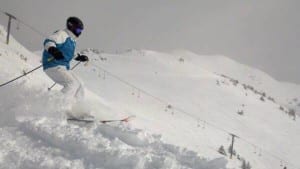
[45,66,84,102]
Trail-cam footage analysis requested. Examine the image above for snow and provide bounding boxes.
[0,127,85,169]
[14,117,226,169]
[0,25,299,169]
[170,50,300,114]
[75,49,300,169]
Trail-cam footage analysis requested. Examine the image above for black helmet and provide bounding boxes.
[66,17,84,37]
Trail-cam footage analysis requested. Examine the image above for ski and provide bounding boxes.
[100,115,135,124]
[67,115,135,124]
[67,118,94,123]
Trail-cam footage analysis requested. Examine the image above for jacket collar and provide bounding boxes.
[64,28,77,41]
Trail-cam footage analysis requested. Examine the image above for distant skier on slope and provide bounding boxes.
[42,16,89,118]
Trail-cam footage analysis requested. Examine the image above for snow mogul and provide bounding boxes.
[42,16,90,118]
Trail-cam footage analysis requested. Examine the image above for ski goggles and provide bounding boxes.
[75,28,83,34]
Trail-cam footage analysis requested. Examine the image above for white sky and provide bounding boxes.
[0,0,299,83]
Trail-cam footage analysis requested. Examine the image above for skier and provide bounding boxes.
[42,16,89,118]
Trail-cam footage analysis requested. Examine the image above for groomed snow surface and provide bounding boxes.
[0,25,299,169]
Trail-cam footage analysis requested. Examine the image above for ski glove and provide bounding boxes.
[75,54,89,62]
[48,47,64,60]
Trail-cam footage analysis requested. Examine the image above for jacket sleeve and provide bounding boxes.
[44,30,67,51]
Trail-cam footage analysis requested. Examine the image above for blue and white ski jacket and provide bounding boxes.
[42,29,77,70]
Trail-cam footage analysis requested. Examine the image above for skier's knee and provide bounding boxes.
[62,80,79,93]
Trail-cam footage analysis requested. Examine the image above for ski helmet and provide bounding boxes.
[66,17,84,37]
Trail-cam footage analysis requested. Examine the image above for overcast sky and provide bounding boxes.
[0,0,299,84]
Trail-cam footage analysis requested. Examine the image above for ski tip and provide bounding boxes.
[123,115,136,122]
[99,115,136,124]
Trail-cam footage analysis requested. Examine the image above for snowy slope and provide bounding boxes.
[0,25,299,169]
[171,50,300,114]
[0,26,227,169]
[75,48,300,169]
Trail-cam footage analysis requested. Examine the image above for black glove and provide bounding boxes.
[48,47,64,60]
[75,54,89,62]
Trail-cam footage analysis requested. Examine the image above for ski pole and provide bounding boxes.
[47,61,81,91]
[0,64,43,88]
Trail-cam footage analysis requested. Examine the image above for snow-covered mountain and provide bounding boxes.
[0,25,299,169]
[170,50,300,114]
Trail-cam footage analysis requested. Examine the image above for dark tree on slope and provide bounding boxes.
[246,162,251,169]
[267,96,275,102]
[279,106,285,111]
[237,110,244,116]
[288,109,296,120]
[241,160,251,169]
[178,57,184,63]
[218,145,227,156]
